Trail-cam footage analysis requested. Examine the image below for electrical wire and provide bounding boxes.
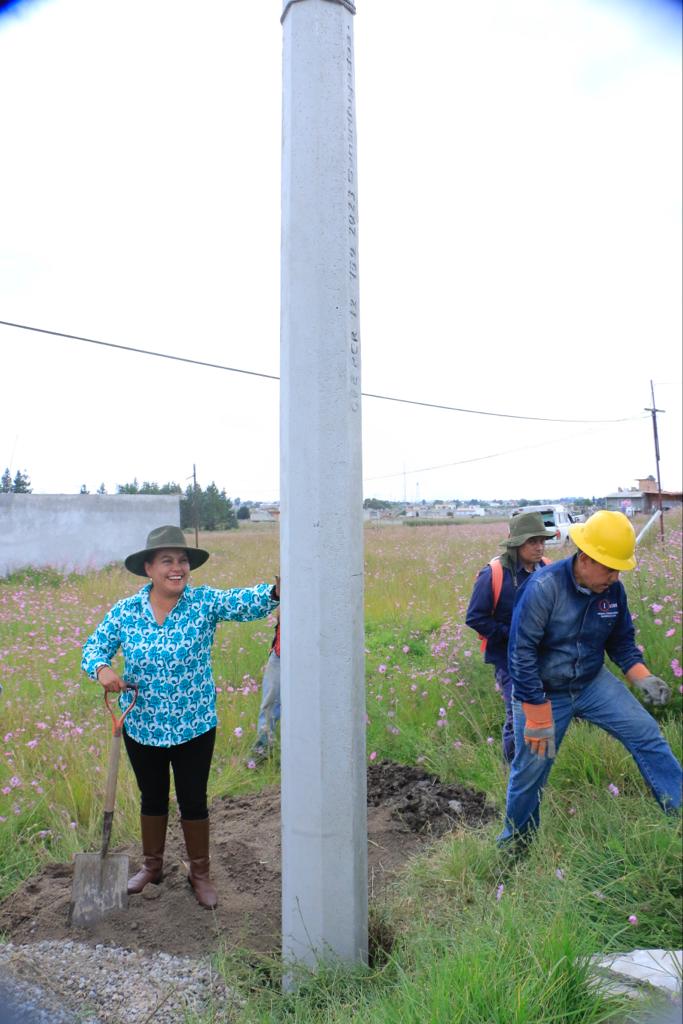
[0,320,279,383]
[0,319,643,426]
[363,418,647,482]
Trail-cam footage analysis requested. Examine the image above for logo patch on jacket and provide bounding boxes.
[596,598,618,618]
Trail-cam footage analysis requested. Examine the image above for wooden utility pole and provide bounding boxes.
[644,381,665,542]
[192,464,199,548]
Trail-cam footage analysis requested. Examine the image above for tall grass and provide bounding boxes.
[1,512,681,1023]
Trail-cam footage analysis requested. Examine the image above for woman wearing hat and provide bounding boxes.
[465,512,555,763]
[81,524,279,909]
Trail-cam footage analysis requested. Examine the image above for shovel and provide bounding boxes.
[69,683,138,927]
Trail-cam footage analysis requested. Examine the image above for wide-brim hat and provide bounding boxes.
[500,511,557,549]
[125,524,210,577]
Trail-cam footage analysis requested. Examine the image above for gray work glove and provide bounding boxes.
[633,675,671,707]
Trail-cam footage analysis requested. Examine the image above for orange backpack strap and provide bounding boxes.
[480,557,503,653]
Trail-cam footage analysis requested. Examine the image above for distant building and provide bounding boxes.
[603,489,646,514]
[250,506,280,523]
[603,479,683,514]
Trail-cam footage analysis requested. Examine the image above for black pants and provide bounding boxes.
[123,727,216,820]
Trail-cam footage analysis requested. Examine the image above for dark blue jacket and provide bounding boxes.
[509,555,643,704]
[466,559,541,671]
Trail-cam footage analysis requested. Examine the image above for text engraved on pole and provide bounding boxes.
[346,27,360,413]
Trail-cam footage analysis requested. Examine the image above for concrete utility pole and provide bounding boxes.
[279,0,367,975]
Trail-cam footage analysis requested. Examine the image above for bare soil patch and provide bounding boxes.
[0,761,495,958]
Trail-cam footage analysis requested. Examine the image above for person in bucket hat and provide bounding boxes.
[81,524,279,909]
[466,512,555,763]
[499,510,681,848]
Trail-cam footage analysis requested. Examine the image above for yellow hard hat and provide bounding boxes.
[568,510,636,571]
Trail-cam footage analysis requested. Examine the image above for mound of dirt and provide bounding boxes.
[0,761,495,958]
[367,760,495,836]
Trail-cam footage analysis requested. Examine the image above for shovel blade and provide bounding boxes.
[69,853,129,927]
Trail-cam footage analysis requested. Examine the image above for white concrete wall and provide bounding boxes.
[0,494,181,576]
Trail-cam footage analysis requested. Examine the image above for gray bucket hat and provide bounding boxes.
[500,511,556,549]
[125,524,210,577]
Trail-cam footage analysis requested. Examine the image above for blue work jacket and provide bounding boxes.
[465,559,542,671]
[508,555,643,704]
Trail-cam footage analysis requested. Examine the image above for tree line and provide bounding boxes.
[1,468,31,493]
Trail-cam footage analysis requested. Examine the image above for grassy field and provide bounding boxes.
[1,513,681,1022]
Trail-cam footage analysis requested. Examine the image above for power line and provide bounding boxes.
[0,319,280,383]
[363,418,646,482]
[360,390,638,424]
[1,318,642,425]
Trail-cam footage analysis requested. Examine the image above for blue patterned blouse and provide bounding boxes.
[81,582,278,746]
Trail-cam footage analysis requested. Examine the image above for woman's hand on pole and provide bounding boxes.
[96,666,127,693]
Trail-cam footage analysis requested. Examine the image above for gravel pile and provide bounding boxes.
[0,940,240,1024]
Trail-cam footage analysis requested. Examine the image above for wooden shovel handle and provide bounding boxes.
[103,732,122,815]
[102,685,138,815]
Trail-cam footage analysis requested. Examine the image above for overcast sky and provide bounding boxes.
[1,0,681,502]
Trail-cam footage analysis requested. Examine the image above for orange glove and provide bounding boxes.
[521,701,556,760]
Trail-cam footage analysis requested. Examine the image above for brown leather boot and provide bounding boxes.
[181,817,217,909]
[128,814,168,895]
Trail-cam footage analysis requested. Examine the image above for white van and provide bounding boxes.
[511,504,576,546]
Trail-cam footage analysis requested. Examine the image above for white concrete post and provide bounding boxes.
[280,0,367,972]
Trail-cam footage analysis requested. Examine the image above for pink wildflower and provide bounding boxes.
[496,884,504,901]
[486,737,495,745]
[233,727,243,738]
[665,628,675,637]
[378,664,387,674]
[628,914,638,926]
[246,760,256,770]
[402,645,410,654]
[369,751,377,761]
[650,603,663,613]
[608,783,620,797]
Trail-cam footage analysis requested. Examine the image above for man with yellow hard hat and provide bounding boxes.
[499,510,681,845]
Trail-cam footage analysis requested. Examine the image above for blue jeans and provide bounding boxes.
[498,666,682,843]
[254,651,281,750]
[494,666,515,764]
